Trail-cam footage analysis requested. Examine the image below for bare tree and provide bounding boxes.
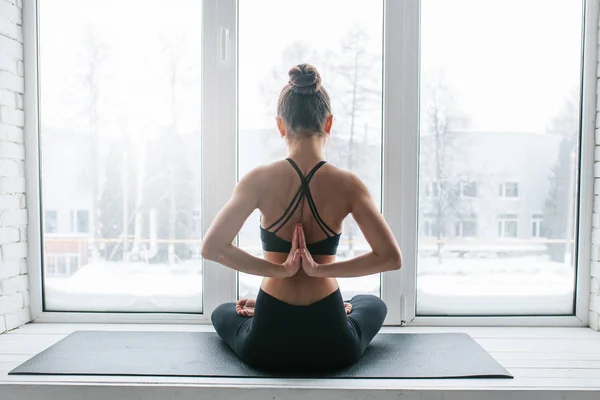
[255,29,381,256]
[164,34,185,265]
[80,28,108,260]
[257,41,323,163]
[420,73,470,262]
[139,33,196,265]
[327,26,381,254]
[544,93,579,263]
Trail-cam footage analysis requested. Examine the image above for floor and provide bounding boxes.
[0,324,600,400]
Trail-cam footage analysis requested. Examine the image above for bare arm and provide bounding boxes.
[300,173,402,278]
[201,168,297,278]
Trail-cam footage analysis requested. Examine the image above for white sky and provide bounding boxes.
[39,0,583,136]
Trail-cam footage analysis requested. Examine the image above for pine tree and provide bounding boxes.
[98,139,137,261]
[142,129,196,263]
[543,96,578,262]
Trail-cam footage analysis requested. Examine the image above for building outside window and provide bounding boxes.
[499,182,519,198]
[498,214,519,238]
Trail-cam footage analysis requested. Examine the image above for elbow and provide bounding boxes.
[200,239,221,262]
[387,249,402,271]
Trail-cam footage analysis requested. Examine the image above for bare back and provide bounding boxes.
[257,158,355,305]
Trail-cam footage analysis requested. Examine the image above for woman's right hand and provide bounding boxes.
[281,224,302,277]
[236,298,256,317]
[344,302,352,315]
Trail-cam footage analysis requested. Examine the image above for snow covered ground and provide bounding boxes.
[45,261,204,313]
[417,256,575,315]
[44,255,575,316]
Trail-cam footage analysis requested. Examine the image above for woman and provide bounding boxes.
[201,64,401,372]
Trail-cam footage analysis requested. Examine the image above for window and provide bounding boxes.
[455,218,477,238]
[29,0,590,324]
[76,210,90,233]
[532,214,545,238]
[38,0,203,313]
[44,210,57,234]
[69,210,90,234]
[423,181,446,197]
[458,181,477,198]
[422,215,438,238]
[45,254,80,276]
[499,182,519,198]
[416,0,582,316]
[497,214,519,238]
[236,0,384,301]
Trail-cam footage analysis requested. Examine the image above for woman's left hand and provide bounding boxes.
[281,224,302,277]
[298,225,321,277]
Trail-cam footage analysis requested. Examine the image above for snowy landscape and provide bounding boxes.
[45,251,574,316]
[39,0,583,316]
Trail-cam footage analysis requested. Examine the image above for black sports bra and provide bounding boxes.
[260,158,341,256]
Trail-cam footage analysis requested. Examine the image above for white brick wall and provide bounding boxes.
[0,0,28,334]
[592,13,600,331]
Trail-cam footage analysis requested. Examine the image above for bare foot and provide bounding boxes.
[236,298,256,317]
[344,302,352,315]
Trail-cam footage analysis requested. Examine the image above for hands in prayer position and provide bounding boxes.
[282,223,320,278]
[236,223,352,317]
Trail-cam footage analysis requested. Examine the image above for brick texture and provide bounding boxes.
[592,14,600,331]
[0,0,28,333]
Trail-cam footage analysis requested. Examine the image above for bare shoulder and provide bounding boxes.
[237,160,291,192]
[325,163,369,196]
[236,164,271,192]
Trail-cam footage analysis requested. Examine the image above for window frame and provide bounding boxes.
[44,209,57,234]
[531,214,545,239]
[25,0,232,324]
[403,0,596,326]
[455,217,477,238]
[499,182,520,198]
[497,214,519,238]
[69,209,90,234]
[24,0,595,326]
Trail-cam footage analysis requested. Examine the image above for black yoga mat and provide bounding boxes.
[9,331,512,379]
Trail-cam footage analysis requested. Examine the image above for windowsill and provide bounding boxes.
[1,323,599,399]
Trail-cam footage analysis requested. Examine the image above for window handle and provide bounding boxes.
[220,27,229,62]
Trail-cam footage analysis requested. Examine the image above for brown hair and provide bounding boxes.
[277,63,332,138]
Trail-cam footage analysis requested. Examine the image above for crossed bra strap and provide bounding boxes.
[264,158,337,237]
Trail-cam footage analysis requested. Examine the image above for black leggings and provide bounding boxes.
[211,289,387,372]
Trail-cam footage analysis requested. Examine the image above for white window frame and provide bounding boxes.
[24,0,595,327]
[422,181,445,197]
[25,0,235,324]
[531,214,545,239]
[68,209,90,234]
[499,181,520,198]
[44,209,57,234]
[455,218,477,238]
[402,0,596,326]
[497,214,519,238]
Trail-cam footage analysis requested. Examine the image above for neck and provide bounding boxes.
[286,136,326,163]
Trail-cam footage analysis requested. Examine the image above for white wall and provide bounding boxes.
[0,0,29,333]
[590,9,600,331]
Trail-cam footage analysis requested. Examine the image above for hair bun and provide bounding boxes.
[288,63,321,95]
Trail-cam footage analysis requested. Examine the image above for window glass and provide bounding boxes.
[237,0,384,300]
[39,0,203,313]
[417,0,582,315]
[45,210,57,234]
[461,181,477,198]
[76,210,90,233]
